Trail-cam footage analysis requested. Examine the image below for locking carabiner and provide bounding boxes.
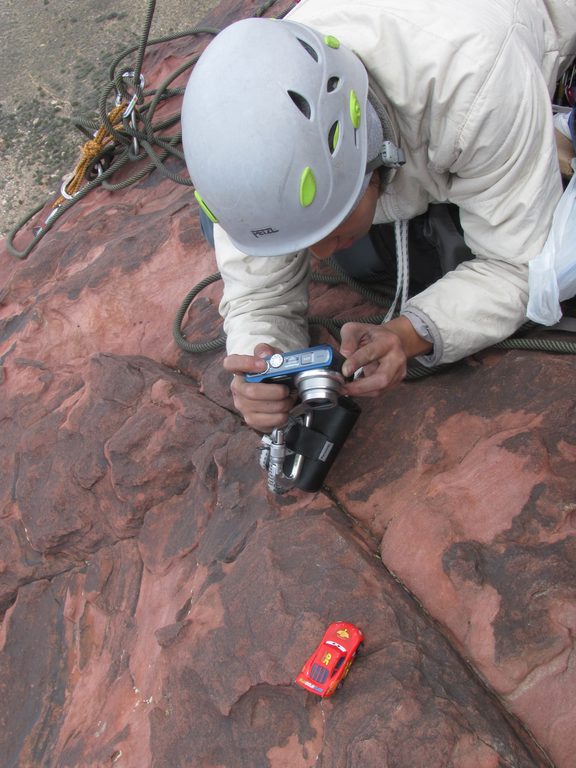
[258,411,312,494]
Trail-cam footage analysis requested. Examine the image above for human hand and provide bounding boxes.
[339,322,408,397]
[340,314,433,397]
[223,343,297,431]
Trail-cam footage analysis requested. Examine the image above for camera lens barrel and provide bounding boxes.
[294,369,345,409]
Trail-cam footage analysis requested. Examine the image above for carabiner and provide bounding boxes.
[259,410,313,493]
[59,173,76,201]
[119,71,146,117]
[42,205,62,230]
[129,111,140,156]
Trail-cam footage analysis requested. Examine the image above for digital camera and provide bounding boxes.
[245,344,347,409]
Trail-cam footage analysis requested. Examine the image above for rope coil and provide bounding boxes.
[7,0,288,260]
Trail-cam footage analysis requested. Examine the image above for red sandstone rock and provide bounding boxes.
[1,0,575,766]
[338,349,576,766]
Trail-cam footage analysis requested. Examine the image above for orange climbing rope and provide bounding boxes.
[52,103,127,207]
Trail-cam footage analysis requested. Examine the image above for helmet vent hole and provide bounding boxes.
[328,121,340,154]
[288,91,312,119]
[327,77,340,93]
[297,38,319,62]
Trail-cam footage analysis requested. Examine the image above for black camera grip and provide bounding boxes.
[285,396,361,492]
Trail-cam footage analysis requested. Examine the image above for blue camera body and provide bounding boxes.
[245,344,344,384]
[245,344,348,409]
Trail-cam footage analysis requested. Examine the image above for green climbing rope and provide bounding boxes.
[172,258,576,380]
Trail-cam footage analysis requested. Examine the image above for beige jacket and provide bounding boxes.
[215,0,576,364]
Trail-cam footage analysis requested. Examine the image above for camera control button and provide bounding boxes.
[269,353,284,369]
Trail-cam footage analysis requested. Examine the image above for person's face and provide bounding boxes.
[309,172,380,260]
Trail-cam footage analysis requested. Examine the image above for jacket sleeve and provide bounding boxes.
[404,34,564,366]
[214,224,311,355]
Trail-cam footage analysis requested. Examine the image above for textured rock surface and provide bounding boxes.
[1,1,575,766]
[338,350,576,767]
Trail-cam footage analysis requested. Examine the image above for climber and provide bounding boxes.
[181,0,576,431]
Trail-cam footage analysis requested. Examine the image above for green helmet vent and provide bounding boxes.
[299,167,317,207]
[349,90,361,129]
[194,190,218,223]
[324,35,340,49]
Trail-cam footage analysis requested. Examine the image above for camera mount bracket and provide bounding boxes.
[258,397,360,494]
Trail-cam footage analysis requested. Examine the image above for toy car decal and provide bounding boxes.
[298,678,324,694]
[310,663,329,684]
[295,621,364,698]
[326,640,347,652]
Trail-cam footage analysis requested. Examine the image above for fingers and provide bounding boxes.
[232,376,295,430]
[231,375,289,407]
[223,343,282,378]
[253,342,279,359]
[340,323,408,397]
[344,359,406,396]
[223,353,267,376]
[341,323,392,378]
[339,323,371,366]
[224,346,293,431]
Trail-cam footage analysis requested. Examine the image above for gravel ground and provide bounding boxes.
[0,0,219,237]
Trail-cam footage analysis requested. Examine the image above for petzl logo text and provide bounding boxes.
[251,227,279,238]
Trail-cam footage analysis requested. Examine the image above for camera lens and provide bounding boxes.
[294,369,344,409]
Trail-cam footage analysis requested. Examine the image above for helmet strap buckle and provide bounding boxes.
[366,140,406,173]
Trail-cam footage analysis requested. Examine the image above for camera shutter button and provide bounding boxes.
[269,353,284,369]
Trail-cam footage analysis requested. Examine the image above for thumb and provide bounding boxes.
[340,322,367,357]
[254,343,280,359]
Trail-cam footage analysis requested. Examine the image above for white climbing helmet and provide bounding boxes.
[181,17,369,256]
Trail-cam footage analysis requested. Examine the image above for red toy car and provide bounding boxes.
[295,621,364,698]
